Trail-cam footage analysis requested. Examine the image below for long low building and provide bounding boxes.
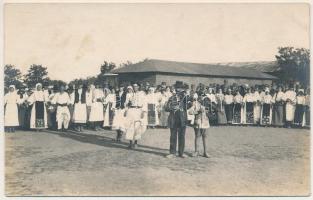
[112,59,278,86]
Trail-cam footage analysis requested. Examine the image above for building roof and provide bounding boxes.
[213,61,280,73]
[112,59,278,80]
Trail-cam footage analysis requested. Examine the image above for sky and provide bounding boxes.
[4,3,310,82]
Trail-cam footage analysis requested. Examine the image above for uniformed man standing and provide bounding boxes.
[165,81,191,158]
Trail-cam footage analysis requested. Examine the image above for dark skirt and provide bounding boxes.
[35,101,45,128]
[305,106,310,126]
[294,104,305,125]
[148,104,157,125]
[272,103,284,126]
[159,107,169,127]
[245,102,254,124]
[233,103,242,124]
[18,105,27,129]
[261,104,271,125]
[225,104,233,123]
[217,104,227,125]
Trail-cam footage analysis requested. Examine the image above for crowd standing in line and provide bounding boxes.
[4,81,310,158]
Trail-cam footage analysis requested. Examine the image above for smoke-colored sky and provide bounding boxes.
[4,3,310,82]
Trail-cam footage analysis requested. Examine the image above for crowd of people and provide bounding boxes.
[4,80,310,158]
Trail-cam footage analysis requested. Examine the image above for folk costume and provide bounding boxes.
[216,91,227,125]
[243,91,255,124]
[112,88,127,142]
[89,87,104,130]
[283,88,296,127]
[146,87,161,127]
[232,92,243,124]
[159,88,172,127]
[253,91,261,124]
[29,83,48,130]
[102,88,115,128]
[4,85,21,132]
[260,89,274,125]
[206,89,218,126]
[124,85,147,148]
[224,91,234,124]
[52,91,71,130]
[294,90,306,127]
[272,90,285,127]
[72,87,87,131]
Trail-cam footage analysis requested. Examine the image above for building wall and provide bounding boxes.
[155,74,273,86]
[117,72,273,87]
[118,73,156,86]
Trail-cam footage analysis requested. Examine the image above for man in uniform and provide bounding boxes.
[165,81,191,158]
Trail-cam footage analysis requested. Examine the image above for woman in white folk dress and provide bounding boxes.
[4,85,22,132]
[102,88,115,128]
[283,85,297,128]
[146,87,160,128]
[89,84,104,131]
[243,88,255,125]
[260,88,274,126]
[112,86,127,142]
[72,84,88,132]
[29,83,48,131]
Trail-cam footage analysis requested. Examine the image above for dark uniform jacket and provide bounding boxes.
[165,93,191,128]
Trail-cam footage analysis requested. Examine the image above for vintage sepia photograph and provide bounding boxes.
[3,2,311,197]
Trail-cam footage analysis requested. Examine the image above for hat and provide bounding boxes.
[299,89,304,93]
[133,83,139,87]
[174,81,184,89]
[127,85,133,90]
[9,85,15,90]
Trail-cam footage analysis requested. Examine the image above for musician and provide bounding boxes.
[165,81,191,158]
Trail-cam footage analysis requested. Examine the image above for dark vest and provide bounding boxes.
[74,89,86,104]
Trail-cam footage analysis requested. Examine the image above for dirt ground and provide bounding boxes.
[5,126,310,196]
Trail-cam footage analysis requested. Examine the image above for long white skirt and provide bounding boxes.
[286,103,296,121]
[111,109,126,132]
[73,103,87,123]
[254,104,261,123]
[5,103,19,126]
[89,102,104,122]
[124,108,147,140]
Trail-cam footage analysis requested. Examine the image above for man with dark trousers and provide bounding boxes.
[165,81,191,158]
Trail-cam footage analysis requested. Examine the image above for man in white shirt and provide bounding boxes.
[52,85,71,132]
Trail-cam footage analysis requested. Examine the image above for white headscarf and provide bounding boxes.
[35,83,42,90]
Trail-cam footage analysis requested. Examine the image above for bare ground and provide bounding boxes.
[5,126,310,196]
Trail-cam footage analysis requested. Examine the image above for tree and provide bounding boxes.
[119,60,133,68]
[4,64,24,90]
[100,61,116,74]
[97,61,117,87]
[275,47,310,86]
[24,64,49,88]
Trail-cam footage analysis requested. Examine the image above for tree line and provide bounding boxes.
[4,47,310,93]
[4,60,133,93]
